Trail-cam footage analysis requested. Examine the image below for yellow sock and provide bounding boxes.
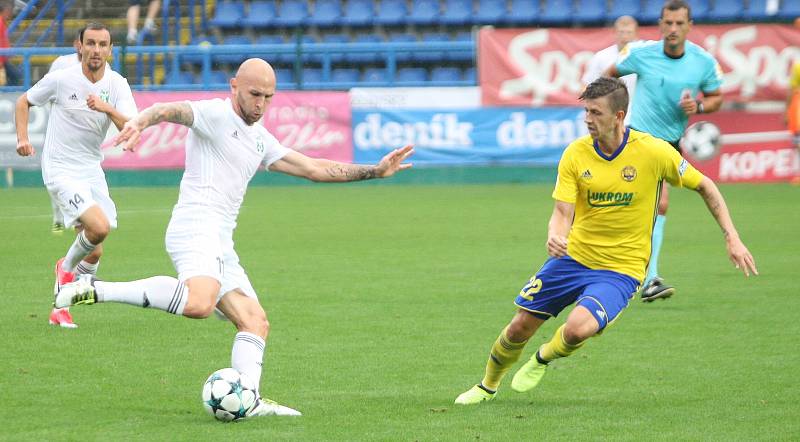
[480,327,527,391]
[538,324,585,363]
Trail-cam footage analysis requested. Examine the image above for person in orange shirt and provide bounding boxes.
[787,61,800,184]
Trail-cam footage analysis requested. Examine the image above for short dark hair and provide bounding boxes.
[579,77,629,116]
[661,0,692,21]
[79,22,112,45]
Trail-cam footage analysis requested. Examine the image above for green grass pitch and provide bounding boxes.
[1,182,797,440]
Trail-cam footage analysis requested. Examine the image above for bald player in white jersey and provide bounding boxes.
[55,58,414,417]
[16,22,137,329]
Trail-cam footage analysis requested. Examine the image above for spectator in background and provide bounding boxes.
[0,0,21,86]
[788,59,800,185]
[582,15,639,125]
[127,0,160,44]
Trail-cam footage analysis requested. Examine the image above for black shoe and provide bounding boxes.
[640,277,675,302]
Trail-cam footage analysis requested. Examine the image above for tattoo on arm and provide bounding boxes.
[324,164,378,181]
[138,102,194,128]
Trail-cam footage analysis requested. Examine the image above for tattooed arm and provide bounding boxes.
[269,145,414,182]
[694,177,758,276]
[114,102,194,152]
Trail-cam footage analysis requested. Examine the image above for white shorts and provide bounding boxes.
[165,210,257,302]
[44,172,118,229]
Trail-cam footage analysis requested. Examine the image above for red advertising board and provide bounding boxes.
[102,91,353,169]
[687,111,798,183]
[479,24,800,106]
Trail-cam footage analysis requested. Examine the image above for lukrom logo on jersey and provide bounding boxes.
[587,190,634,207]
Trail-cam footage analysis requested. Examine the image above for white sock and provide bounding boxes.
[95,276,187,315]
[51,199,62,224]
[232,332,266,396]
[75,260,99,276]
[63,231,97,272]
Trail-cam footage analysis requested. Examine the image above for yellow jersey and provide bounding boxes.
[788,61,800,133]
[790,61,800,90]
[552,128,705,281]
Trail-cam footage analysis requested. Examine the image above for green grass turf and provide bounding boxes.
[0,183,797,441]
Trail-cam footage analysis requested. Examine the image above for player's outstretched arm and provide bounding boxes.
[115,102,194,152]
[694,177,758,277]
[15,93,35,157]
[546,200,574,258]
[269,145,414,183]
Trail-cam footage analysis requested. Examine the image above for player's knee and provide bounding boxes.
[184,300,216,319]
[506,311,541,342]
[85,222,110,243]
[563,321,596,344]
[240,307,269,338]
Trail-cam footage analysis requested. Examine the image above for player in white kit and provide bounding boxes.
[581,15,639,125]
[55,58,414,417]
[16,23,137,328]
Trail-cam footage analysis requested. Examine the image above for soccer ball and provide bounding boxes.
[202,368,257,421]
[681,121,722,161]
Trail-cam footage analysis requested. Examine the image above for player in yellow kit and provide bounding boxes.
[787,60,800,184]
[454,77,758,404]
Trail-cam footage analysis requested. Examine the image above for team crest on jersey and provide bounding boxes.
[99,90,110,103]
[255,139,264,153]
[580,169,593,180]
[621,165,637,182]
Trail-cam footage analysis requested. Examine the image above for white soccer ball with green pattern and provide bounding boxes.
[202,368,257,421]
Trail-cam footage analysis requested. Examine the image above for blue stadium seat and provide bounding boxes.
[342,0,375,27]
[241,0,276,28]
[397,67,428,83]
[376,0,409,26]
[346,34,384,64]
[274,68,296,87]
[209,1,245,28]
[251,35,285,65]
[414,32,448,62]
[408,0,441,25]
[539,0,573,25]
[607,0,641,22]
[473,0,508,25]
[574,0,606,24]
[777,0,800,21]
[308,0,342,27]
[215,35,251,65]
[274,35,318,64]
[273,0,308,27]
[302,68,324,84]
[690,0,709,22]
[331,68,360,84]
[638,0,661,24]
[506,0,540,25]
[449,31,473,62]
[464,66,476,83]
[164,70,195,85]
[440,0,473,25]
[182,35,219,65]
[387,32,417,63]
[316,33,350,64]
[362,67,388,85]
[744,0,777,21]
[430,66,462,83]
[709,0,743,22]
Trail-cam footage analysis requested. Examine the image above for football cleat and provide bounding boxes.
[55,274,97,308]
[247,398,302,417]
[51,222,65,235]
[48,307,77,329]
[640,277,675,303]
[511,354,548,393]
[53,257,76,299]
[454,384,495,405]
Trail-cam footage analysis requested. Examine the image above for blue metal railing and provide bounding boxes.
[0,40,475,91]
[11,0,70,47]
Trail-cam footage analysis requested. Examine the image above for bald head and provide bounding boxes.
[613,15,639,50]
[231,58,276,125]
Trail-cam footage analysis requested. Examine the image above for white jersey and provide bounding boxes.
[582,43,638,124]
[26,63,137,181]
[49,53,80,72]
[176,98,290,224]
